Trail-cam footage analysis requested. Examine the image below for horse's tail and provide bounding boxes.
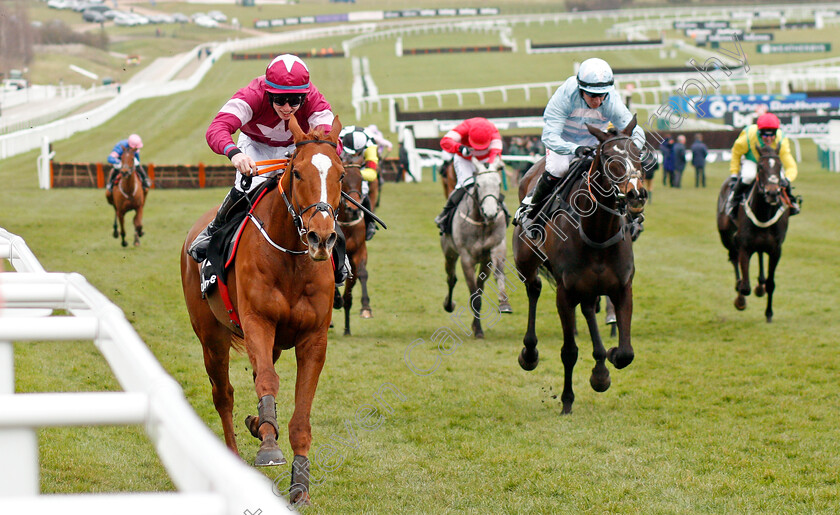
[230,334,246,354]
[537,263,557,289]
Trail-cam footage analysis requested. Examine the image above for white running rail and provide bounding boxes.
[0,228,292,514]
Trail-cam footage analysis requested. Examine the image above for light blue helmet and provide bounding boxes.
[577,58,614,95]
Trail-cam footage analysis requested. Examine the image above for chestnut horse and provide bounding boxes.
[717,144,790,322]
[180,116,343,505]
[105,146,146,247]
[513,118,646,414]
[335,157,373,335]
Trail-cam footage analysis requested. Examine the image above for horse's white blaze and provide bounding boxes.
[311,153,332,217]
[629,177,640,189]
[768,158,776,170]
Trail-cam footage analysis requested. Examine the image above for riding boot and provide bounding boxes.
[434,186,467,235]
[726,178,749,217]
[136,166,152,190]
[513,171,560,231]
[362,195,376,241]
[105,168,119,191]
[332,225,350,286]
[188,187,246,262]
[784,182,802,215]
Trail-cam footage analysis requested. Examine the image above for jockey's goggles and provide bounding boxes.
[759,129,776,138]
[583,91,608,99]
[268,93,306,107]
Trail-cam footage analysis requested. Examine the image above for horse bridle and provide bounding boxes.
[117,149,139,198]
[578,135,644,248]
[278,138,340,244]
[465,169,503,223]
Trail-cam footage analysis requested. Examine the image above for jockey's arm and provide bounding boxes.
[729,129,750,176]
[542,90,576,155]
[360,144,379,182]
[107,141,124,166]
[779,137,798,181]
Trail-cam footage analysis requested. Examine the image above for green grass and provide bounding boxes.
[2,137,840,511]
[2,3,840,511]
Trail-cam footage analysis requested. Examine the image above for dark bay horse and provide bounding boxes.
[717,145,790,322]
[180,116,343,505]
[513,118,646,414]
[441,158,512,339]
[335,158,372,335]
[105,146,146,247]
[441,159,457,199]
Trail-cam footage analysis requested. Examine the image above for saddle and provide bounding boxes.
[534,156,593,223]
[200,177,278,298]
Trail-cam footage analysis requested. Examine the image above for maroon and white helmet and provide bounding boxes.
[264,54,311,94]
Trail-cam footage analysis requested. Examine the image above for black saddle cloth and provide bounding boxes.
[202,178,278,294]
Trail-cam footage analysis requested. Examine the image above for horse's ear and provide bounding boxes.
[587,124,610,143]
[327,116,342,144]
[287,114,306,143]
[622,114,638,136]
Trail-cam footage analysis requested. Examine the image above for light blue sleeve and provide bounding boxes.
[541,79,578,155]
[107,140,126,166]
[605,94,645,150]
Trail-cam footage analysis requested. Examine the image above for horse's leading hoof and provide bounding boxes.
[590,365,611,392]
[343,328,351,336]
[518,347,539,371]
[607,346,634,369]
[754,284,765,297]
[121,241,128,247]
[443,300,455,313]
[474,330,484,339]
[734,296,747,311]
[255,439,287,467]
[499,300,513,314]
[360,308,373,319]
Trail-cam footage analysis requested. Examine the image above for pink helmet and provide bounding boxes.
[756,113,780,130]
[128,134,143,149]
[469,122,494,150]
[264,54,311,94]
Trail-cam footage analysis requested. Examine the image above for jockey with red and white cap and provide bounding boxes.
[189,54,349,281]
[727,112,801,216]
[106,134,151,191]
[434,117,503,233]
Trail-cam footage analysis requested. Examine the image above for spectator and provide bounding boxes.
[641,146,658,204]
[507,136,531,179]
[691,134,708,188]
[660,136,674,187]
[672,134,686,188]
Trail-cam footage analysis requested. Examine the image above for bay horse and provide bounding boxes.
[441,159,457,199]
[512,117,646,414]
[717,144,790,322]
[105,146,146,247]
[335,155,373,335]
[441,157,512,339]
[180,116,343,505]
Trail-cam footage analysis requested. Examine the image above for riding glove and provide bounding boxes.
[459,145,472,157]
[575,145,595,158]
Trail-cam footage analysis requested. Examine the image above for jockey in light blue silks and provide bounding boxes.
[513,58,646,235]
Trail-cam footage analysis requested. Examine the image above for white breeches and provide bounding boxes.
[234,133,294,193]
[453,154,478,189]
[545,150,573,179]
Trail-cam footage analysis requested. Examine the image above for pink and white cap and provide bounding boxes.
[264,54,311,94]
[128,134,143,149]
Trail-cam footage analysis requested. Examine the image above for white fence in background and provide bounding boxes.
[0,228,292,514]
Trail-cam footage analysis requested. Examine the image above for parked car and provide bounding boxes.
[148,14,175,24]
[207,10,228,23]
[172,12,189,23]
[194,16,220,28]
[81,9,105,23]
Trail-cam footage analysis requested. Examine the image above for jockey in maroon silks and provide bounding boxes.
[188,54,349,282]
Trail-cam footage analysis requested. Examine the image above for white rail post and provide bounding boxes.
[0,340,40,497]
[36,136,54,190]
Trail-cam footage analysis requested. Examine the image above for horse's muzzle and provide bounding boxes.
[306,230,337,261]
[626,187,648,212]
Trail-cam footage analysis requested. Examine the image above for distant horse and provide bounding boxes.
[105,146,146,247]
[513,117,646,414]
[180,116,343,505]
[441,158,512,339]
[717,145,790,322]
[441,159,457,199]
[335,158,372,335]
